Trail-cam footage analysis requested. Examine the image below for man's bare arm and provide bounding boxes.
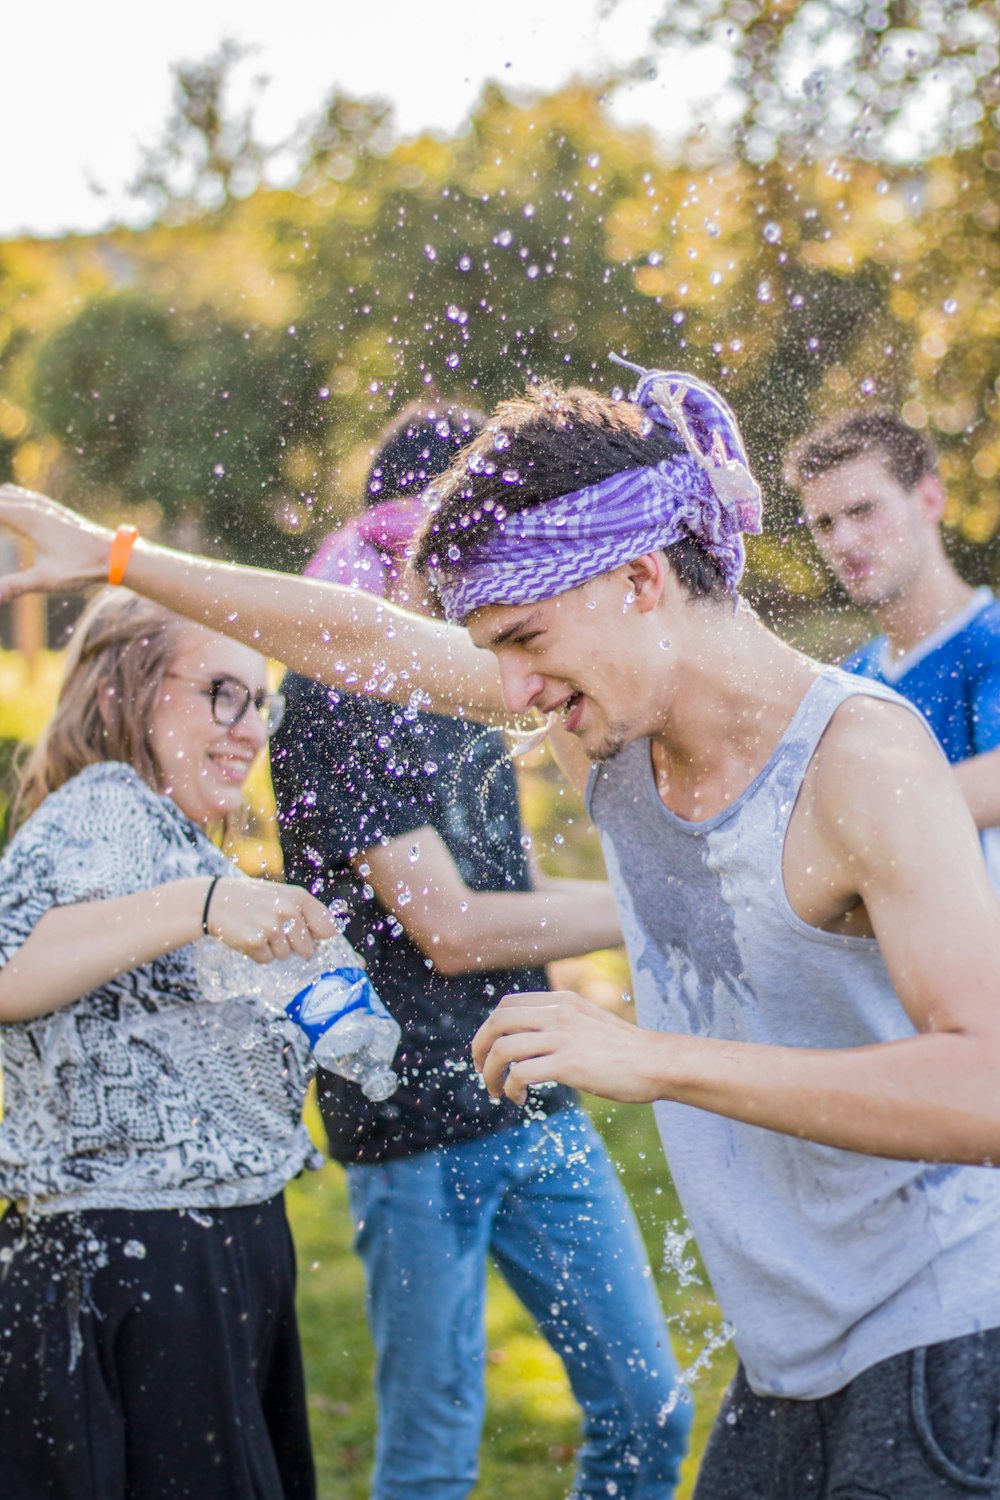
[362,826,621,976]
[474,704,1000,1164]
[0,484,504,721]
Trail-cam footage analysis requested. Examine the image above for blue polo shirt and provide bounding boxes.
[844,586,1000,886]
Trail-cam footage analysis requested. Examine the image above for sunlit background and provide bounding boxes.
[2,3,998,1492]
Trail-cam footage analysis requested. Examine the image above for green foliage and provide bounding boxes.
[32,292,322,570]
[5,62,1000,591]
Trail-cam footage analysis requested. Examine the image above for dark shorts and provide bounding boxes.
[0,1195,315,1500]
[694,1327,1000,1499]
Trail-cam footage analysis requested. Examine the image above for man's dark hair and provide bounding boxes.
[364,400,485,505]
[786,409,939,494]
[411,383,729,602]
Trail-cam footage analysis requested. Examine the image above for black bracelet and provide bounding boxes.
[201,875,222,937]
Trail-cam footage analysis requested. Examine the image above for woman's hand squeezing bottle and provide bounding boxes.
[205,878,340,964]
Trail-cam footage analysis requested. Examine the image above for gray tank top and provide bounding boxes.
[587,665,1000,1399]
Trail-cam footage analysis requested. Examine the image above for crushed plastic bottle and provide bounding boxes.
[194,933,401,1101]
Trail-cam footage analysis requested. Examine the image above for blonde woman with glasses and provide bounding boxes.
[0,588,337,1500]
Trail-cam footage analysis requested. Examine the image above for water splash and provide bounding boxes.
[505,712,554,759]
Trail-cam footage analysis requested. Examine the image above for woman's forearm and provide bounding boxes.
[0,878,210,1021]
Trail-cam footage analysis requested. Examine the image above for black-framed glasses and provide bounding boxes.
[166,673,286,737]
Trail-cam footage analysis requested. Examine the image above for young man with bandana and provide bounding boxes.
[788,408,1000,892]
[3,364,1000,1498]
[268,403,691,1500]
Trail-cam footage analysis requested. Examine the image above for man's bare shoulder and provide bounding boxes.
[809,690,957,848]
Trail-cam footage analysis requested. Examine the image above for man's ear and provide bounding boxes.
[913,472,947,526]
[625,552,668,614]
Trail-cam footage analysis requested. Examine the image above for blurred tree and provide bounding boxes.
[33,293,322,569]
[2,38,997,598]
[644,0,1000,163]
[130,38,272,221]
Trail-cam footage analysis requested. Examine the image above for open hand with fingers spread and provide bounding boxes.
[471,989,664,1106]
[206,878,340,964]
[0,484,111,600]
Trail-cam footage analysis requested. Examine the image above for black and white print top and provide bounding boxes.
[0,762,320,1216]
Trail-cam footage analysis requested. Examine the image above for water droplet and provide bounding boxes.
[757,280,772,303]
[659,639,671,650]
[495,228,513,247]
[763,222,781,244]
[317,386,330,399]
[123,1240,146,1260]
[943,298,958,314]
[446,352,461,368]
[457,255,472,271]
[408,845,420,864]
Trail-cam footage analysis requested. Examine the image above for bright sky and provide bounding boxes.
[2,0,730,239]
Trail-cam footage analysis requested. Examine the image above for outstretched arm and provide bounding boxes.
[474,703,1000,1164]
[0,876,338,1023]
[0,485,504,721]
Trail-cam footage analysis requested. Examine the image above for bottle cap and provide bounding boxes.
[361,1067,400,1102]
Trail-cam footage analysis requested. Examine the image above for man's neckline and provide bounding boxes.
[876,587,994,684]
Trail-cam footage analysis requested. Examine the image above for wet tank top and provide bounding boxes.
[587,666,1000,1398]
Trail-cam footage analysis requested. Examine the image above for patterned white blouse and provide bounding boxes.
[0,762,321,1216]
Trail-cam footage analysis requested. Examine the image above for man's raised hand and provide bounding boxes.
[471,989,663,1106]
[0,485,110,601]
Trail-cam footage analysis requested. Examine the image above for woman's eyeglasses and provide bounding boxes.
[166,673,286,737]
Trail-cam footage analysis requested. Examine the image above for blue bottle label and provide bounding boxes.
[284,966,373,1049]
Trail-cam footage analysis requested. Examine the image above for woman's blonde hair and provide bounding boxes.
[13,588,189,826]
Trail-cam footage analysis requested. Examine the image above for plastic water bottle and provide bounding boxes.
[194,933,401,1101]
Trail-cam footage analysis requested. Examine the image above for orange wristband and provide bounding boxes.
[108,524,139,586]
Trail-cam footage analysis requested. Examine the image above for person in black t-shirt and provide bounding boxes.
[270,404,691,1500]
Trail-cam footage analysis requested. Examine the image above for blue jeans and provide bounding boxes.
[346,1104,691,1500]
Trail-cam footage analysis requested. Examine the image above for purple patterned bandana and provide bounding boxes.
[427,362,762,623]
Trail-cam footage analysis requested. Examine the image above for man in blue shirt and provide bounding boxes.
[789,408,1000,886]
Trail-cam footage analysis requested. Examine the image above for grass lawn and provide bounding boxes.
[289,1090,736,1500]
